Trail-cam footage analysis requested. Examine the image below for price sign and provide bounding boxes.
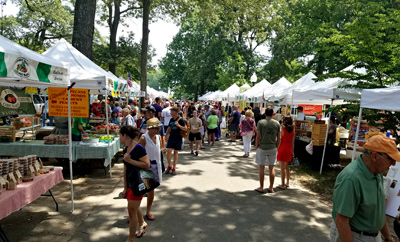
[48,87,89,118]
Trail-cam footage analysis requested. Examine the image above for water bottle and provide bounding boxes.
[386,131,391,138]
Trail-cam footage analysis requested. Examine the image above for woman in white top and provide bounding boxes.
[139,118,166,221]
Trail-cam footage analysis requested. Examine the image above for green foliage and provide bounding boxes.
[147,70,167,92]
[10,0,74,50]
[92,32,155,80]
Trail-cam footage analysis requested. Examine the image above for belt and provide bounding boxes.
[351,228,379,237]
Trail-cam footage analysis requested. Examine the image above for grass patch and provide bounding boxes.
[290,157,351,204]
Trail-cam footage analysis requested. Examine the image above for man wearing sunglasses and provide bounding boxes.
[330,135,400,242]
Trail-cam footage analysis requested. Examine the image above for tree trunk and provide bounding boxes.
[109,1,121,74]
[140,0,151,108]
[72,0,96,59]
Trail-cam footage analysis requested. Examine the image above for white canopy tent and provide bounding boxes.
[216,84,240,102]
[352,86,400,161]
[0,36,77,212]
[263,77,292,102]
[242,79,271,103]
[43,39,119,90]
[199,91,213,101]
[205,90,222,101]
[292,66,364,105]
[277,72,317,104]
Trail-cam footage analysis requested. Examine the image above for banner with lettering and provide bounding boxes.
[48,87,89,118]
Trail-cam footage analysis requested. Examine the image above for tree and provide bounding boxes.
[11,0,73,50]
[98,0,142,74]
[72,0,97,59]
[92,32,155,80]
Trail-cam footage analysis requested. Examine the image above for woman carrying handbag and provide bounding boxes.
[139,118,167,221]
[239,110,256,157]
[120,126,152,241]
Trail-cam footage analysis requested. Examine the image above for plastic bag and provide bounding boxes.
[221,117,227,129]
[306,141,313,155]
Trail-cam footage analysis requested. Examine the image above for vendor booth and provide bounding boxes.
[43,39,121,174]
[0,35,72,239]
[291,66,362,173]
[352,86,400,217]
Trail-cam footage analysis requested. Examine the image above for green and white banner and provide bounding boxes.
[0,52,68,85]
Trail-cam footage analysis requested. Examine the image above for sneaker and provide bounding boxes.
[191,150,194,154]
[171,169,176,175]
[164,166,172,174]
[195,151,198,156]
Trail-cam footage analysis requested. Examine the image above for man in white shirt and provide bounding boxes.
[161,102,172,132]
[297,106,305,120]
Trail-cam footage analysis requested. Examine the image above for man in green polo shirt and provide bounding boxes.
[330,135,400,242]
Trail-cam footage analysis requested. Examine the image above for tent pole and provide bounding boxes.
[67,87,74,213]
[105,89,111,177]
[352,107,363,161]
[320,99,334,175]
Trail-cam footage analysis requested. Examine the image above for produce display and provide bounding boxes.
[43,135,69,144]
[82,134,115,143]
[96,124,119,134]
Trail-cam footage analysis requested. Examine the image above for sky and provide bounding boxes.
[2,1,180,66]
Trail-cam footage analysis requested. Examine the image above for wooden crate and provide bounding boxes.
[312,124,328,135]
[295,129,312,137]
[0,126,16,142]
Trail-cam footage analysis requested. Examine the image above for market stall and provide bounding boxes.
[0,35,72,239]
[43,39,121,177]
[352,86,400,217]
[291,66,362,173]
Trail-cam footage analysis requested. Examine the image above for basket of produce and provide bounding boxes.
[82,134,100,143]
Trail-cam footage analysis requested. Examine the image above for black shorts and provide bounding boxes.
[166,138,182,150]
[189,132,201,141]
[229,123,239,132]
[207,128,218,134]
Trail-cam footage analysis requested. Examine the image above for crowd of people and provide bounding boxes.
[88,95,399,242]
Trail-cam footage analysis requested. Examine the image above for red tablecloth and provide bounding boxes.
[0,168,64,220]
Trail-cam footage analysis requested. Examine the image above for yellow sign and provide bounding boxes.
[48,87,89,118]
[111,90,116,97]
[25,87,38,94]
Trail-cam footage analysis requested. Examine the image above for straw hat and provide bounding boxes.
[93,98,100,103]
[147,118,162,129]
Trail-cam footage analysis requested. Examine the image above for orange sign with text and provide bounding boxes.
[48,87,89,118]
[298,104,323,116]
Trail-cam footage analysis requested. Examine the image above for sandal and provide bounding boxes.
[254,188,265,194]
[146,214,155,220]
[266,188,275,193]
[285,184,290,188]
[277,185,286,190]
[136,223,148,238]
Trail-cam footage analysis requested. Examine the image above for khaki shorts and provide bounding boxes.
[330,221,382,242]
[255,148,277,166]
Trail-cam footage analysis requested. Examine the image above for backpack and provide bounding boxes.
[178,117,190,138]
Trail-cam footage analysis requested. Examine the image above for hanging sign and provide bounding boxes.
[48,87,89,118]
[25,87,38,94]
[0,87,35,116]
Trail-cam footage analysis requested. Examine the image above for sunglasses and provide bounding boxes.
[377,152,396,163]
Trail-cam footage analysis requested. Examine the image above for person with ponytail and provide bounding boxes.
[277,116,295,190]
[120,126,150,241]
